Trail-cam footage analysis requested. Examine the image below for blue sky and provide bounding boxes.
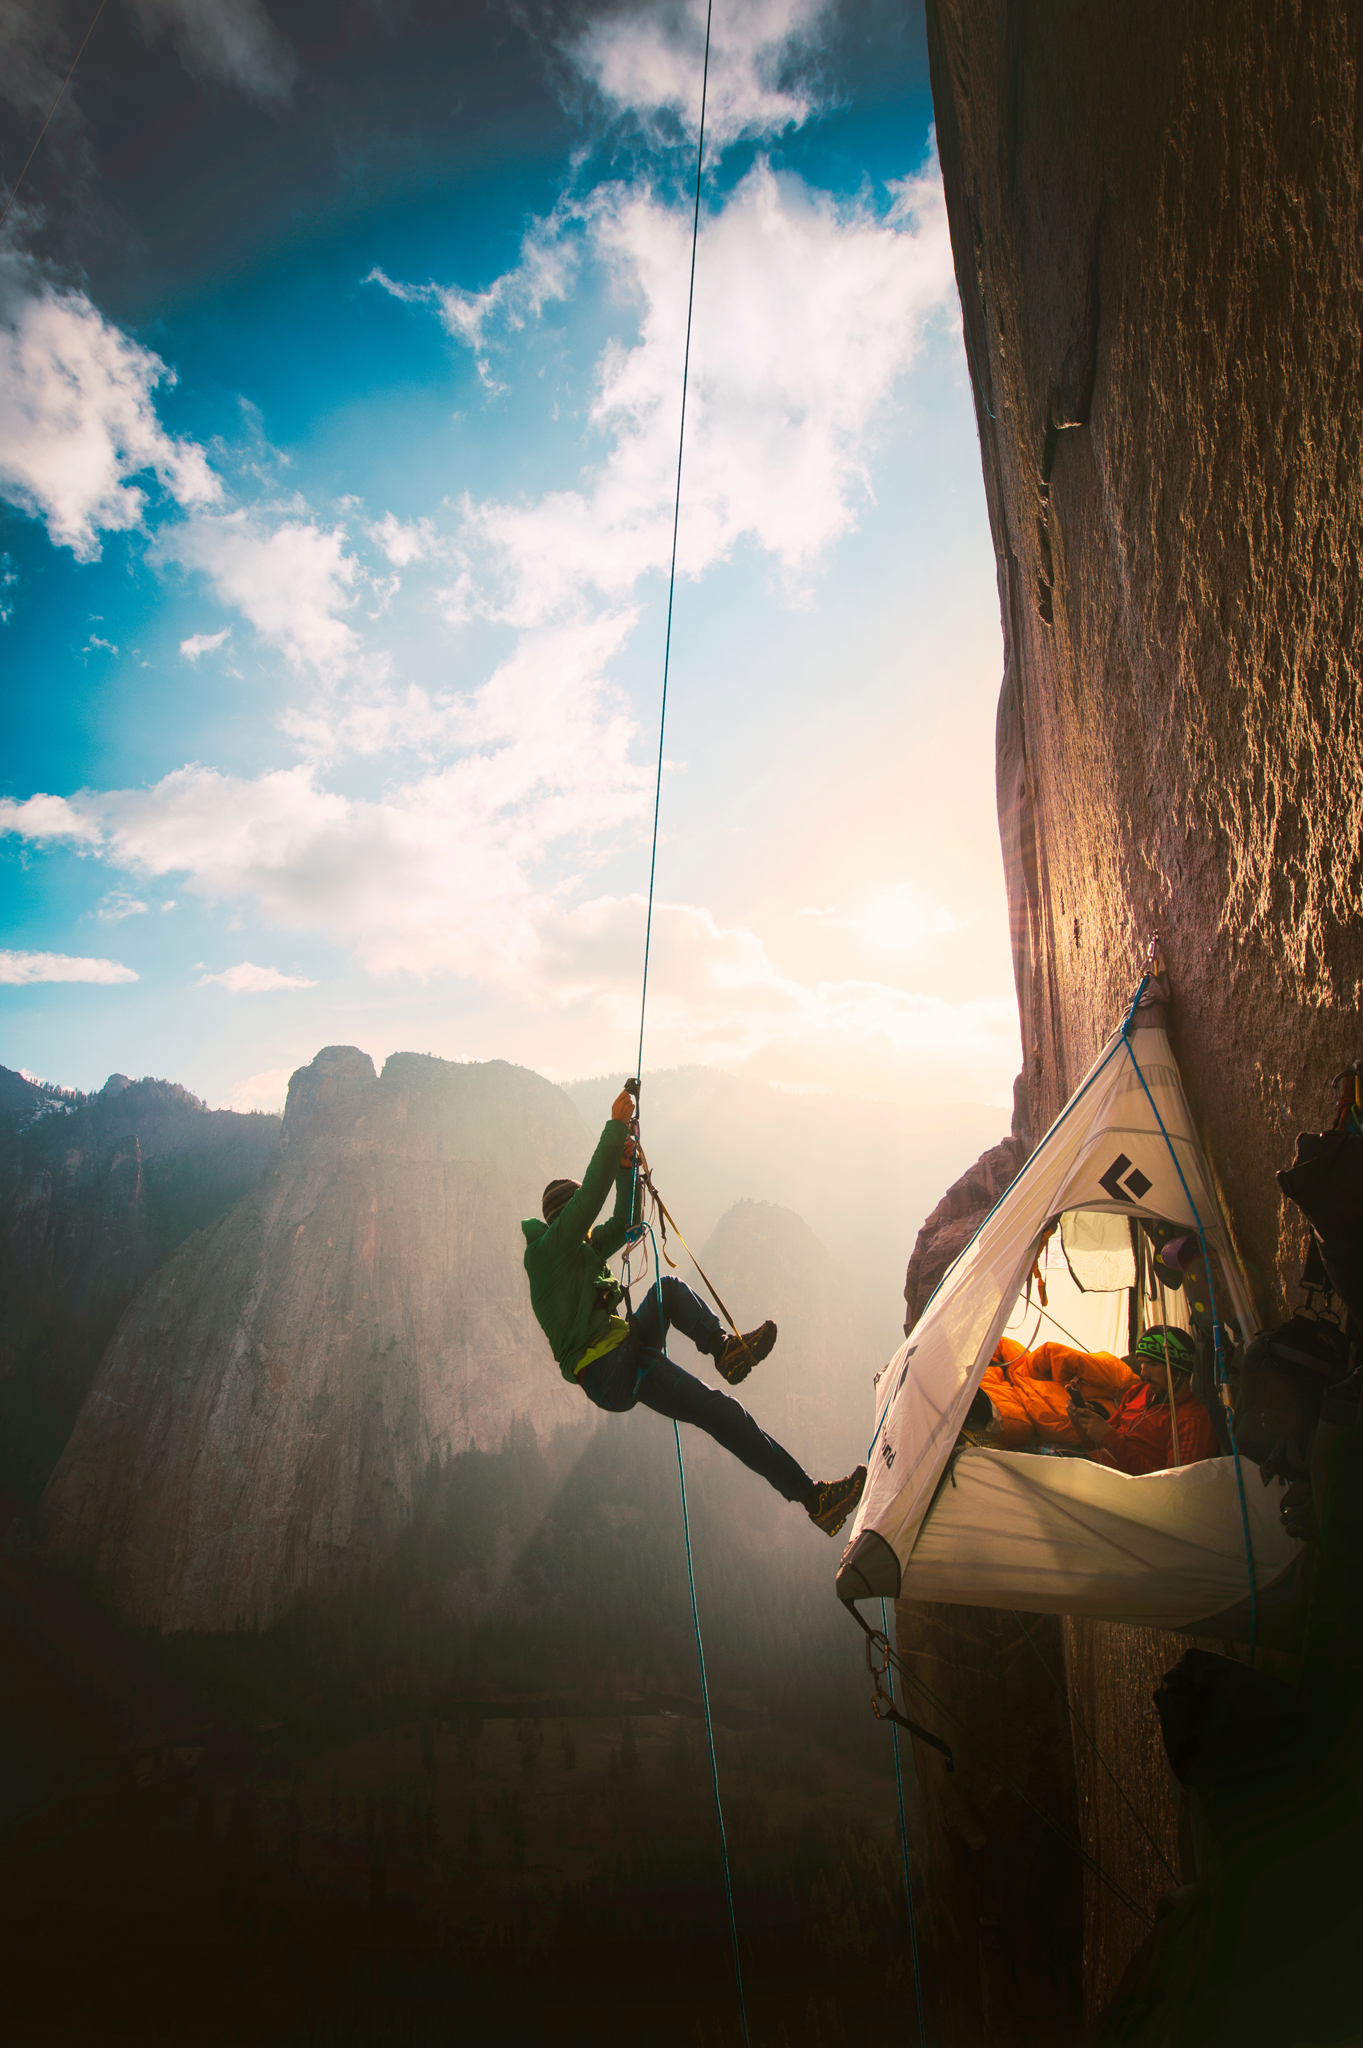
[0,0,1016,1114]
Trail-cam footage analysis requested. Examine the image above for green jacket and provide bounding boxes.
[521,1120,637,1382]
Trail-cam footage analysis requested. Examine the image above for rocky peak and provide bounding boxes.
[279,1046,378,1154]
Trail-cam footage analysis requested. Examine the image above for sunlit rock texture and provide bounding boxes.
[917,0,1363,2033]
[40,1050,591,1631]
[930,0,1363,1314]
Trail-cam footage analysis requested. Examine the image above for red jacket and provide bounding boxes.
[1096,1380,1220,1475]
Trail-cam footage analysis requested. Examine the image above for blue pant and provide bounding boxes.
[578,1277,813,1504]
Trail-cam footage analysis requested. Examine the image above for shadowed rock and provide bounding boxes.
[0,1067,281,1509]
[39,1049,591,1631]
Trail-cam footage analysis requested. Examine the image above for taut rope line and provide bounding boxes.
[0,1,108,234]
[622,11,749,2043]
[633,0,713,1090]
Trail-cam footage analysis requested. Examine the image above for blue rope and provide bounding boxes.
[1117,1013,1258,1659]
[605,13,739,2028]
[641,1223,749,2046]
[866,1032,1128,1462]
[633,0,713,1093]
[881,1596,927,2046]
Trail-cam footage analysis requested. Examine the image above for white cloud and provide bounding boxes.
[93,890,149,923]
[157,512,361,679]
[435,153,953,625]
[541,893,1018,1087]
[0,551,16,624]
[222,1066,292,1112]
[0,792,103,844]
[0,285,220,562]
[2,616,654,980]
[568,0,830,148]
[180,627,231,661]
[129,0,297,104]
[368,224,577,387]
[196,962,316,992]
[0,950,138,985]
[367,512,438,567]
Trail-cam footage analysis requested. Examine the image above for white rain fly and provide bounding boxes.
[836,1009,1299,1631]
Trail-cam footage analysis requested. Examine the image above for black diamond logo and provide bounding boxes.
[1099,1153,1153,1203]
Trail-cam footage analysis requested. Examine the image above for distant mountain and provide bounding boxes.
[691,1199,883,1476]
[565,1067,1007,1357]
[0,1065,281,1510]
[40,1049,593,1632]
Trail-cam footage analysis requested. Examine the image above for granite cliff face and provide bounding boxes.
[0,1068,280,1509]
[905,4,1363,2034]
[928,0,1363,1314]
[40,1048,593,1631]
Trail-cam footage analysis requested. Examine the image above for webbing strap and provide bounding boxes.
[1118,1013,1258,1659]
[649,1186,742,1339]
[880,1595,928,2048]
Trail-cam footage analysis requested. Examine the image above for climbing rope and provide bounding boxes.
[656,1222,750,2048]
[633,0,713,1092]
[1119,975,1258,1660]
[618,9,749,2039]
[0,1,107,234]
[845,1603,1155,1928]
[880,1596,928,2048]
[1007,1611,1177,1880]
[866,1031,1129,1464]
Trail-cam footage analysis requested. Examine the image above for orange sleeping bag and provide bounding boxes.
[980,1339,1139,1451]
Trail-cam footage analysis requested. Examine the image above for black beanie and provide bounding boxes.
[542,1179,579,1223]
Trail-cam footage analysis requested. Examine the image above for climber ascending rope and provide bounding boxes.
[520,1087,867,1536]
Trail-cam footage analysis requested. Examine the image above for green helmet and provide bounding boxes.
[1131,1325,1196,1373]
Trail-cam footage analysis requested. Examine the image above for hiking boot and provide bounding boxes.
[804,1466,867,1538]
[716,1320,777,1386]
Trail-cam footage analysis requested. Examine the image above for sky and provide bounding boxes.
[0,0,1018,1117]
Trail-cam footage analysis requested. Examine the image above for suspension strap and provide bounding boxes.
[841,1601,1155,1927]
[880,1597,929,2048]
[641,1164,743,1340]
[1119,993,1257,1659]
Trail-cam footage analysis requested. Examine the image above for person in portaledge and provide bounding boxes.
[522,1088,867,1536]
[1067,1324,1220,1473]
